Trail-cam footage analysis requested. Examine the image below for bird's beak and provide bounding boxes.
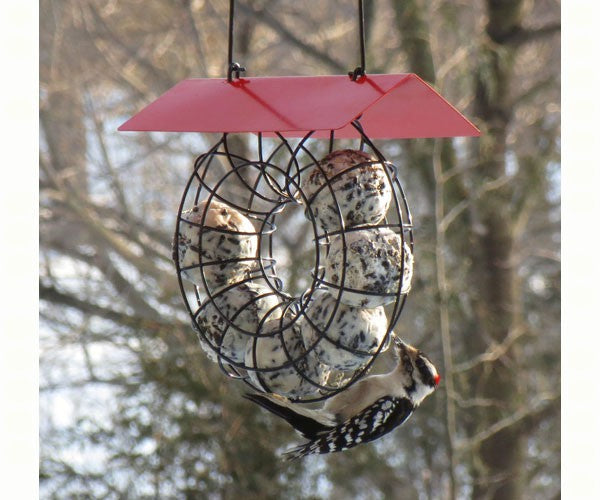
[393,336,406,350]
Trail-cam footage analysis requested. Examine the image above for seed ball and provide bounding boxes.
[301,149,392,233]
[193,282,281,365]
[324,227,413,308]
[300,290,389,371]
[175,199,258,290]
[246,316,331,398]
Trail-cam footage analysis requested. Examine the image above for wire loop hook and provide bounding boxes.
[228,62,246,82]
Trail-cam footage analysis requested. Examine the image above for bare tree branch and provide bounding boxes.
[40,282,183,332]
[439,174,513,232]
[235,2,346,73]
[507,23,561,46]
[456,393,559,451]
[510,76,558,109]
[41,156,173,283]
[453,325,526,373]
[84,90,131,220]
[79,1,175,95]
[180,0,208,75]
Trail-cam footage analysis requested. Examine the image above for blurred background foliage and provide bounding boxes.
[39,1,560,498]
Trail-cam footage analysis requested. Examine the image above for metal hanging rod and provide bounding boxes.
[227,0,246,81]
[349,0,366,81]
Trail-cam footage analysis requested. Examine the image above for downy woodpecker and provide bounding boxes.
[244,337,440,459]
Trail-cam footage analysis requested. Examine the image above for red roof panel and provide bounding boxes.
[118,74,479,139]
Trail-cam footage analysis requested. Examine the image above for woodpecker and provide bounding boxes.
[244,337,440,459]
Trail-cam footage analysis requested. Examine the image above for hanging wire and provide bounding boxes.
[348,0,366,81]
[227,0,246,81]
[227,0,366,81]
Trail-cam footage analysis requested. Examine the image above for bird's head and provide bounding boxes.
[393,336,441,405]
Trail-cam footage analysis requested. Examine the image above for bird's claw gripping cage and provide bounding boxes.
[119,2,479,403]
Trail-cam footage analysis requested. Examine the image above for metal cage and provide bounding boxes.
[173,121,413,402]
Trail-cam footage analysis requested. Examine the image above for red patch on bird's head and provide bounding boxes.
[434,374,441,386]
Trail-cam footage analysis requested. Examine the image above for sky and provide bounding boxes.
[1,1,599,498]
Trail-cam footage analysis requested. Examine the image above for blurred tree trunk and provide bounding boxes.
[40,0,88,192]
[40,89,87,191]
[468,1,539,498]
[393,1,559,498]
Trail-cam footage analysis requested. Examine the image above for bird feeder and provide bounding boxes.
[119,0,479,403]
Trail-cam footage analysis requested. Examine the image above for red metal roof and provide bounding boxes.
[118,74,480,139]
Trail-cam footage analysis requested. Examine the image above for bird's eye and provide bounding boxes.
[415,355,439,387]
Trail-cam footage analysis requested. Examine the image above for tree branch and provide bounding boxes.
[41,156,173,282]
[40,282,180,332]
[439,174,513,232]
[180,0,208,75]
[456,393,559,451]
[453,325,525,373]
[507,23,561,46]
[235,2,346,73]
[79,1,175,95]
[84,90,131,220]
[510,76,557,109]
[40,376,144,392]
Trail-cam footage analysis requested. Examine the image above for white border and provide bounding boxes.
[562,1,600,498]
[0,2,39,498]
[1,1,591,498]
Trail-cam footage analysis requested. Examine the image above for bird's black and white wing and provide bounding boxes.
[283,396,414,460]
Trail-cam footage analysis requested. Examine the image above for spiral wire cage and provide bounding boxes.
[173,120,414,403]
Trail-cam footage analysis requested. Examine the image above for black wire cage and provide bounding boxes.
[172,122,414,402]
[119,0,479,403]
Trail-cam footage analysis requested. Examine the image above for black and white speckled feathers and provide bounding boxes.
[282,396,414,459]
[245,339,439,459]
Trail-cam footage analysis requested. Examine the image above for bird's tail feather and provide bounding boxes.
[282,438,335,460]
[282,443,313,461]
